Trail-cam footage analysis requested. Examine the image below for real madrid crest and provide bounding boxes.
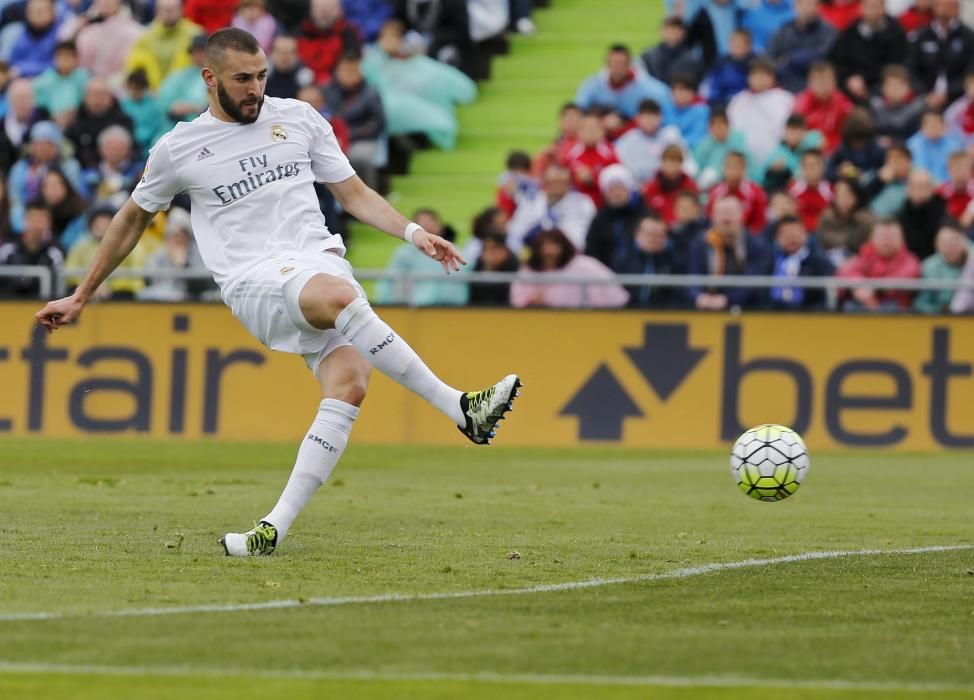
[271,124,288,142]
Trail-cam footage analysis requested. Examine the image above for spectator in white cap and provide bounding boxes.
[7,119,85,229]
[584,164,650,268]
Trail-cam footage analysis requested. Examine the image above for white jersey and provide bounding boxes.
[132,96,355,292]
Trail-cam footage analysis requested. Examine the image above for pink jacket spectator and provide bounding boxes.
[510,254,629,308]
[75,9,144,85]
[836,240,921,308]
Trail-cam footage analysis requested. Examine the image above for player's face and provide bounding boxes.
[211,50,268,124]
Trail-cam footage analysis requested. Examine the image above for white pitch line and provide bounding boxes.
[0,663,973,694]
[1,544,970,623]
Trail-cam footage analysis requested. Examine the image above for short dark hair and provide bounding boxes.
[809,60,834,76]
[506,150,532,171]
[709,108,729,124]
[939,218,965,234]
[776,215,805,234]
[481,230,508,248]
[786,114,807,129]
[126,68,150,90]
[25,198,51,216]
[560,102,582,115]
[801,148,824,161]
[206,27,261,67]
[726,150,748,164]
[882,64,910,83]
[670,72,698,91]
[662,16,685,30]
[412,207,439,221]
[638,98,662,115]
[749,56,776,76]
[922,108,945,121]
[886,141,912,159]
[54,40,76,55]
[608,43,630,56]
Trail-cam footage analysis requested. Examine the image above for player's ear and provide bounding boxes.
[202,67,217,89]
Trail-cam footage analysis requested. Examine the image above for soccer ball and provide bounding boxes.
[730,424,809,502]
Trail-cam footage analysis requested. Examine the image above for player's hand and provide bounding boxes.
[412,229,467,274]
[35,294,85,333]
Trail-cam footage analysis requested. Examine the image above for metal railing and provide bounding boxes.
[0,266,971,310]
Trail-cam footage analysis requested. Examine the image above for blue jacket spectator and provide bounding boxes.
[667,0,741,56]
[9,0,61,78]
[342,0,392,42]
[688,195,770,310]
[32,40,88,121]
[907,110,964,184]
[120,69,165,156]
[80,125,144,202]
[641,16,703,86]
[703,30,753,106]
[693,108,749,190]
[761,215,834,310]
[614,213,689,309]
[583,164,650,268]
[575,44,673,119]
[7,120,84,230]
[767,0,837,92]
[669,76,710,148]
[740,0,795,52]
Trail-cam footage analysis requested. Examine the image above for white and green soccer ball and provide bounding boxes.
[730,424,809,502]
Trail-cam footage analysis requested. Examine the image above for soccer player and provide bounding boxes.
[34,29,521,557]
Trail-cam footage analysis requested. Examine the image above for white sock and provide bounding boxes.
[336,297,464,426]
[262,399,358,542]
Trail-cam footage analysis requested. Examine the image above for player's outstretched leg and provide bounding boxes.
[303,277,521,445]
[221,347,366,557]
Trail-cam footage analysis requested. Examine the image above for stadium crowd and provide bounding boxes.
[383,0,973,313]
[2,0,974,315]
[0,0,532,299]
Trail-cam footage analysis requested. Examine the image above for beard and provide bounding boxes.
[216,80,263,124]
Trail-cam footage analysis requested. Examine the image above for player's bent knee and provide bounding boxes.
[299,275,360,330]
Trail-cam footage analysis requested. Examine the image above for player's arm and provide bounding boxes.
[35,198,156,332]
[326,174,466,274]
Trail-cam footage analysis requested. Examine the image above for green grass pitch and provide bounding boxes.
[1,440,973,699]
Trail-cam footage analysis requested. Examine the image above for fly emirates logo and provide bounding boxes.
[211,154,301,205]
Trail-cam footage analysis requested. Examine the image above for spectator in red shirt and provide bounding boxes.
[298,0,363,84]
[793,61,853,154]
[788,149,833,231]
[899,0,934,33]
[562,112,619,208]
[937,150,974,219]
[532,103,582,178]
[837,218,921,309]
[643,144,699,225]
[821,0,862,30]
[184,0,237,34]
[709,150,768,233]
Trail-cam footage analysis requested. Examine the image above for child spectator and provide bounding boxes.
[614,214,688,309]
[496,150,539,218]
[764,215,835,310]
[898,0,934,32]
[829,0,908,100]
[793,61,852,154]
[869,65,926,145]
[689,196,770,310]
[66,201,148,299]
[703,29,754,108]
[575,44,673,120]
[532,103,582,178]
[837,218,920,310]
[768,0,838,93]
[469,231,519,307]
[826,107,886,186]
[562,112,619,208]
[613,99,686,185]
[120,69,164,157]
[231,0,278,53]
[708,150,768,234]
[670,190,710,257]
[643,144,699,225]
[740,0,795,53]
[867,142,913,217]
[640,16,701,86]
[937,150,974,219]
[760,188,800,242]
[944,71,974,146]
[788,149,833,231]
[761,114,826,192]
[693,108,749,191]
[907,109,963,183]
[669,74,710,148]
[898,168,947,260]
[914,221,971,313]
[728,57,795,172]
[584,163,649,268]
[818,177,875,265]
[0,200,63,298]
[510,228,628,308]
[32,41,89,128]
[297,85,348,150]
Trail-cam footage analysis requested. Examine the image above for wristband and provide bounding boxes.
[404,222,422,244]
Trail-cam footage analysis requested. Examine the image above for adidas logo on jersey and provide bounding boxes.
[197,146,215,161]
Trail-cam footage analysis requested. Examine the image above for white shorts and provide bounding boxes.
[224,248,367,376]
